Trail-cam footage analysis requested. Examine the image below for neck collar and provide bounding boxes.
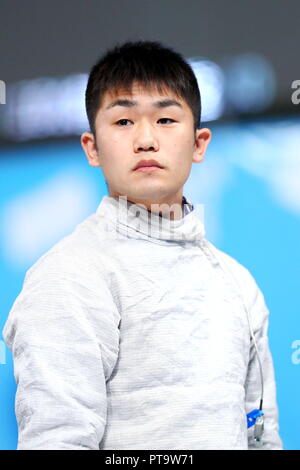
[96,194,205,245]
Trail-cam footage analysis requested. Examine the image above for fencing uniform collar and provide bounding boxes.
[96,194,205,244]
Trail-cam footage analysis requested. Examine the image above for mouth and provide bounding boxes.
[133,159,164,172]
[134,165,163,173]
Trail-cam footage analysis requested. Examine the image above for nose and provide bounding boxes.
[133,121,159,153]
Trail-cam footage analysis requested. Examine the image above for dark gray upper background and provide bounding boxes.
[0,0,299,108]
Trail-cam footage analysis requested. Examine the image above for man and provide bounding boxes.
[2,40,283,450]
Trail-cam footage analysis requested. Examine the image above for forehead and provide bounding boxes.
[100,82,186,109]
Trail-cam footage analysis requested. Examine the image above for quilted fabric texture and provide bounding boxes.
[2,195,283,450]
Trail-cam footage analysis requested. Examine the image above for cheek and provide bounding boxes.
[97,123,123,146]
[170,129,195,150]
[98,133,126,161]
[99,134,119,151]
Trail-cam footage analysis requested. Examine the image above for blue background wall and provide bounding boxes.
[1,116,299,450]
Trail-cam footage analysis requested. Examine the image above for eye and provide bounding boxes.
[115,118,176,126]
[158,118,175,124]
[115,119,132,126]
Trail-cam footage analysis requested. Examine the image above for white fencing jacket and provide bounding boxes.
[2,194,283,450]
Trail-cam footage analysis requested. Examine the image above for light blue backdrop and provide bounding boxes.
[1,115,299,450]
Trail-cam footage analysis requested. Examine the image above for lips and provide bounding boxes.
[135,165,162,173]
[133,159,164,170]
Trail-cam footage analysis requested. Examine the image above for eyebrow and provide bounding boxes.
[105,98,183,111]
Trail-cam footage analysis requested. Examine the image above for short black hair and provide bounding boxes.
[85,40,201,138]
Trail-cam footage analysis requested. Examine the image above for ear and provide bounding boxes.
[80,132,101,167]
[192,128,212,163]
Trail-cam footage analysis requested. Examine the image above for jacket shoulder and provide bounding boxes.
[23,211,108,287]
[204,239,255,282]
[203,239,269,330]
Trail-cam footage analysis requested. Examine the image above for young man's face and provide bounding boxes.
[81,81,211,214]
